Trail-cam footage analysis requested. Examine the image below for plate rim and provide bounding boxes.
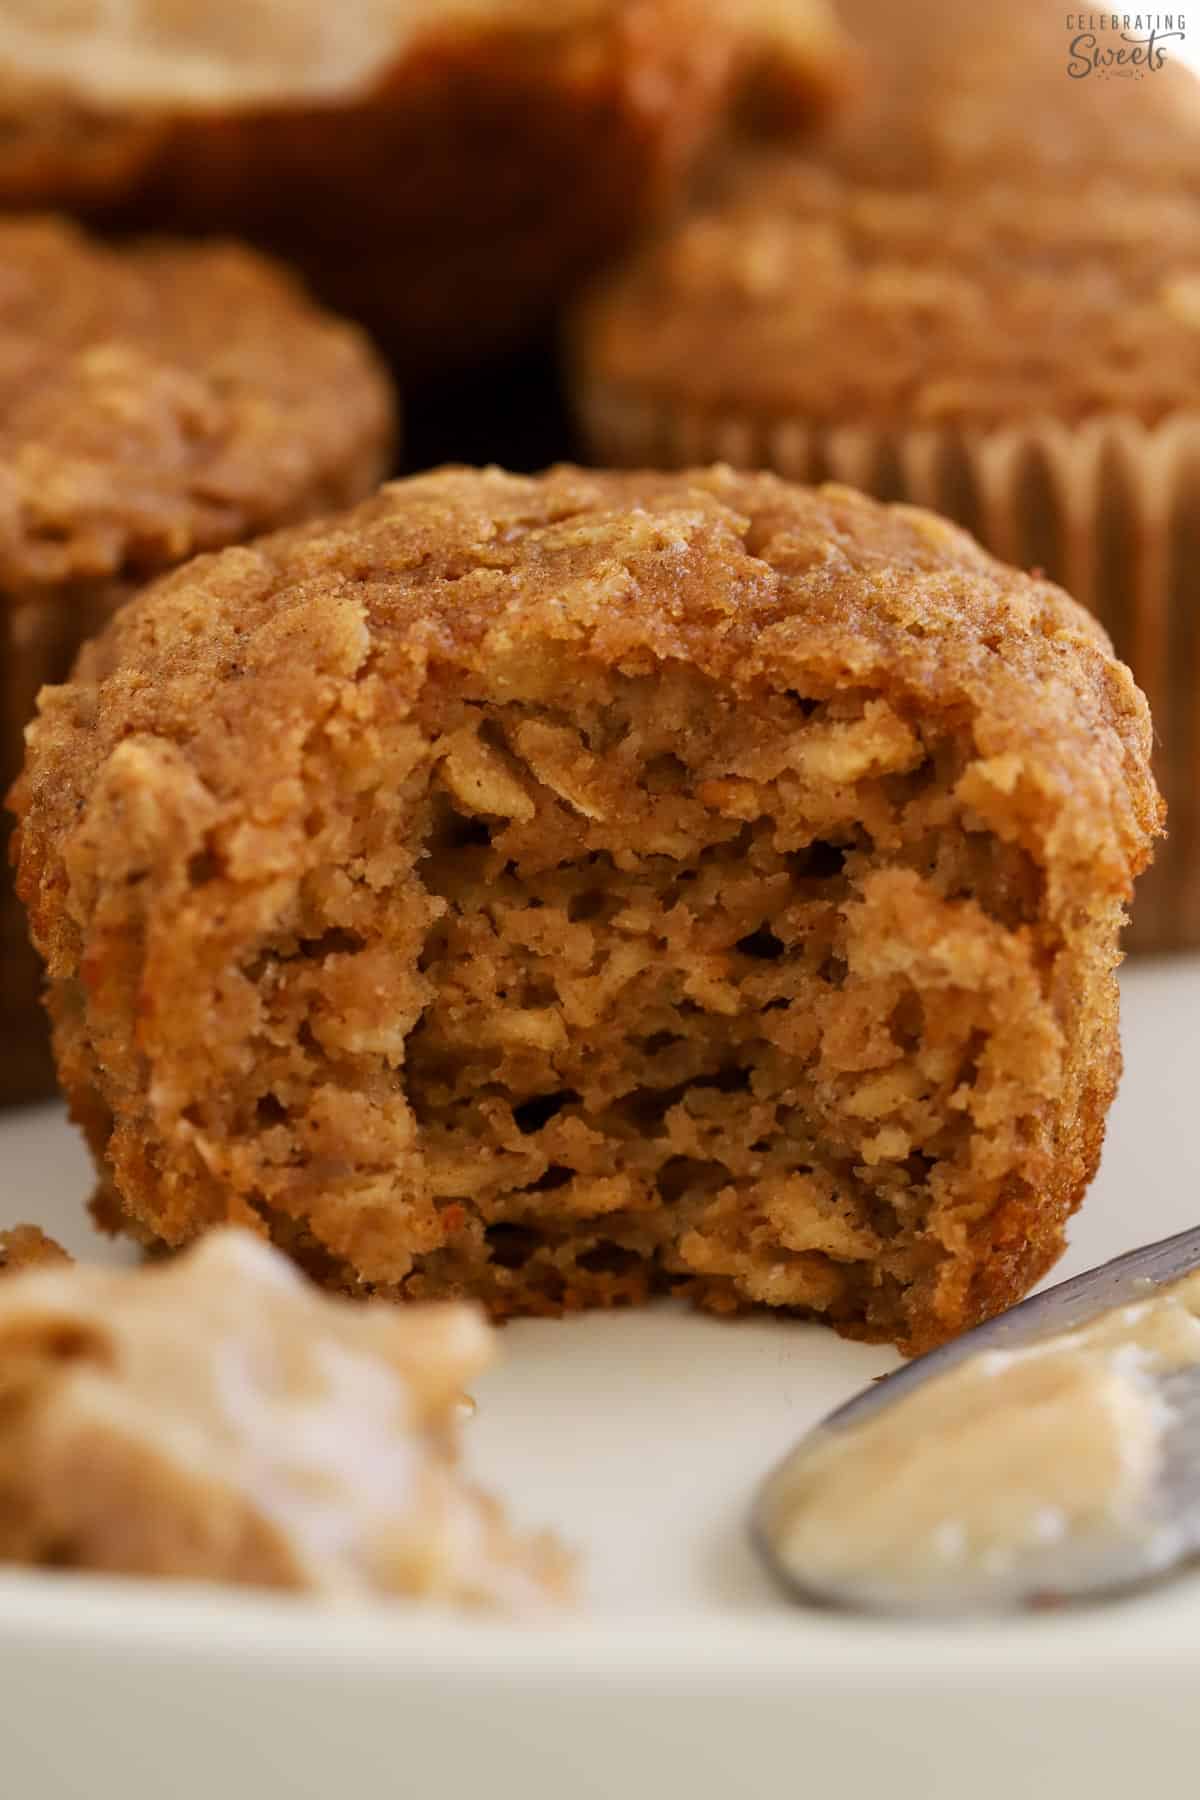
[1,1568,1198,1685]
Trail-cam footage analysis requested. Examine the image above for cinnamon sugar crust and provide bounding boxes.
[0,1,851,370]
[13,466,1161,1353]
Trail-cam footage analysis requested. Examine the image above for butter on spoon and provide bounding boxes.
[752,1225,1200,1616]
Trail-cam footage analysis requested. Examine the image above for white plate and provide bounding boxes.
[3,954,1200,1799]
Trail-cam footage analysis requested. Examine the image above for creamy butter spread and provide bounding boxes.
[766,1270,1200,1612]
[0,1230,563,1605]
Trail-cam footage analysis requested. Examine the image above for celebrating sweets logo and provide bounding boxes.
[1066,12,1187,76]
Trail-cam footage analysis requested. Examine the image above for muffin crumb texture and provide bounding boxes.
[0,1228,568,1603]
[14,467,1161,1353]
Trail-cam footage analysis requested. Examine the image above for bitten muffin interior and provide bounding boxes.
[295,663,1060,1344]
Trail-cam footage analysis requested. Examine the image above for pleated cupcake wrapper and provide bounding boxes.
[1,588,119,1103]
[582,389,1198,951]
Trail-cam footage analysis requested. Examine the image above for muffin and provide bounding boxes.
[0,216,394,1104]
[15,467,1159,1353]
[0,0,852,373]
[0,1228,568,1603]
[572,34,1200,948]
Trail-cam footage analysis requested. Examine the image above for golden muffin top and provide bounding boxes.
[16,464,1159,930]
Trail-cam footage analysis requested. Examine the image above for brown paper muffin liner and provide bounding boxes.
[1,585,124,1104]
[580,390,1196,951]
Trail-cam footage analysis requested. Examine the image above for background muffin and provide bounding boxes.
[14,466,1159,1353]
[0,215,394,1105]
[0,0,853,373]
[573,7,1200,948]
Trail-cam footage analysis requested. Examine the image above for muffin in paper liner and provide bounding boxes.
[0,216,395,1106]
[0,0,854,374]
[574,390,1197,950]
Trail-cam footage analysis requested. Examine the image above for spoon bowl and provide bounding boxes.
[752,1224,1200,1616]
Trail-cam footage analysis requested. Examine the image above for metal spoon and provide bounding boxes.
[752,1225,1200,1616]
